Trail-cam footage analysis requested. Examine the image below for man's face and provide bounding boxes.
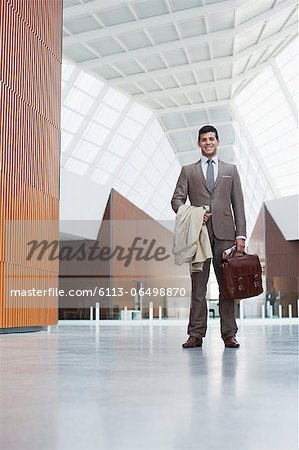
[198,132,219,158]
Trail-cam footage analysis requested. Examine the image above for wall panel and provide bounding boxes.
[0,0,62,328]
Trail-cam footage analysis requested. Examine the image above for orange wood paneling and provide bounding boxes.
[0,0,62,328]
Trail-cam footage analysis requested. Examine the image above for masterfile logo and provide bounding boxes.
[26,236,170,266]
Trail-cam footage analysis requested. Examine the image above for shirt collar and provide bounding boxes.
[201,154,218,165]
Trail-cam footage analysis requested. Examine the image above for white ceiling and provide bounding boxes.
[62,0,298,164]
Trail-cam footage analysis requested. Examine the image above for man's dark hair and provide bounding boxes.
[198,125,219,141]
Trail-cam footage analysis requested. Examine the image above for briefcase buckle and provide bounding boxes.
[254,273,259,288]
[238,277,244,291]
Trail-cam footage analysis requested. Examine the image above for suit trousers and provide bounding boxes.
[187,221,237,340]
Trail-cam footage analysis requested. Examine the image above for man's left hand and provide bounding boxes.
[235,238,245,252]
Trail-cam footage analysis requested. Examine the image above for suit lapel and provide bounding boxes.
[213,160,223,191]
[195,159,212,193]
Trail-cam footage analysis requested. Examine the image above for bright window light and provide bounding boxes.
[82,122,110,145]
[108,134,132,157]
[151,149,171,175]
[137,177,155,197]
[160,138,176,159]
[72,140,102,163]
[61,130,74,152]
[119,163,140,184]
[127,190,145,208]
[61,107,84,133]
[64,157,89,176]
[113,179,130,196]
[62,60,75,82]
[159,181,174,203]
[275,37,298,102]
[149,195,167,212]
[149,120,165,142]
[168,167,181,187]
[276,172,298,188]
[93,104,120,128]
[91,168,110,184]
[118,117,143,140]
[170,158,181,174]
[256,116,296,144]
[128,147,148,171]
[97,152,121,173]
[235,62,298,198]
[144,161,162,185]
[144,202,160,218]
[270,158,296,178]
[127,103,152,124]
[64,87,94,114]
[139,132,157,153]
[103,88,129,111]
[74,71,104,97]
[259,129,298,157]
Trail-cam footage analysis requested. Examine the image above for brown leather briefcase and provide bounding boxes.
[219,251,263,300]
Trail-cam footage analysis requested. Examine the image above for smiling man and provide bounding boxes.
[171,125,246,349]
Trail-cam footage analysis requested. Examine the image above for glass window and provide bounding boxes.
[82,122,110,145]
[64,87,94,114]
[113,179,130,196]
[234,62,298,198]
[103,88,129,111]
[97,152,121,174]
[119,163,140,184]
[128,147,148,171]
[144,161,162,186]
[93,104,120,128]
[127,102,152,124]
[127,190,145,208]
[158,181,173,202]
[151,148,171,175]
[65,157,89,176]
[118,117,143,140]
[108,134,132,157]
[91,168,110,184]
[160,138,176,160]
[149,120,165,142]
[275,37,298,86]
[139,132,157,153]
[137,177,155,198]
[74,71,104,97]
[61,107,84,133]
[72,140,102,163]
[62,61,75,82]
[61,130,74,152]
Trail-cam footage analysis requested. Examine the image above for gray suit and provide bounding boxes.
[171,159,246,339]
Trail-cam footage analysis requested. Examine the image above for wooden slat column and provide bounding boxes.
[0,0,62,328]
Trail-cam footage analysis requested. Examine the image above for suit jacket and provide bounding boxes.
[171,159,246,241]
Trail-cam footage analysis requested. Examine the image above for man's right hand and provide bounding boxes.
[203,212,212,223]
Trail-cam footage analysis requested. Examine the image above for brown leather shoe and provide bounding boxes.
[182,336,202,348]
[224,336,240,348]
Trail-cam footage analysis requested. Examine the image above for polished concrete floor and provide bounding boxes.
[0,320,298,450]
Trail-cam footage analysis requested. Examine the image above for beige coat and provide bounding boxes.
[173,205,212,272]
[171,159,246,241]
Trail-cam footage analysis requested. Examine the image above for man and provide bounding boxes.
[171,125,246,348]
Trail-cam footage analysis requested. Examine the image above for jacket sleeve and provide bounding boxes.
[231,165,247,238]
[171,166,188,213]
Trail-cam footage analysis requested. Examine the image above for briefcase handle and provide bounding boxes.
[230,249,246,258]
